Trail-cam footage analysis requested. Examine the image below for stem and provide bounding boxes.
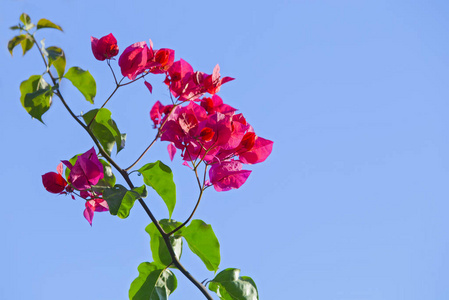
[30,34,49,69]
[168,245,213,300]
[124,104,178,171]
[119,72,150,87]
[168,188,204,236]
[168,164,208,236]
[124,134,159,171]
[87,84,120,128]
[107,60,118,85]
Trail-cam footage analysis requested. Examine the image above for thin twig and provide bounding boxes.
[124,103,178,171]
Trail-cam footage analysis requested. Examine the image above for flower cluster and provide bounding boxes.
[90,33,273,192]
[42,148,108,225]
[153,97,273,191]
[90,34,233,100]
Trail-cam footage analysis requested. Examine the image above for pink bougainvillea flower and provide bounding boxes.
[200,95,236,115]
[209,160,252,192]
[150,101,165,128]
[62,147,104,191]
[160,101,208,149]
[91,33,119,61]
[83,198,109,226]
[236,132,257,154]
[147,48,175,74]
[167,59,204,101]
[194,64,235,95]
[239,135,274,164]
[42,162,67,194]
[150,101,174,128]
[119,41,152,80]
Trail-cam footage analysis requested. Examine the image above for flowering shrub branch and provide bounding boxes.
[9,13,273,300]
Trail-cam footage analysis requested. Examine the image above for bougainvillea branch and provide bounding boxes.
[9,13,272,300]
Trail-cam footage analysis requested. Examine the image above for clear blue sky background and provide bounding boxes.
[2,0,449,299]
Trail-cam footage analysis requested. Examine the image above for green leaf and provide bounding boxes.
[46,46,66,78]
[138,161,176,218]
[64,67,96,104]
[19,75,52,122]
[145,219,183,267]
[8,35,26,56]
[183,220,220,272]
[82,108,126,156]
[10,25,21,30]
[129,262,177,300]
[208,268,259,300]
[103,184,147,219]
[36,18,63,31]
[20,34,33,56]
[20,13,31,26]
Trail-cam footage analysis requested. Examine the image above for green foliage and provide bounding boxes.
[8,35,26,56]
[19,13,34,31]
[103,184,147,219]
[36,18,63,31]
[145,219,220,272]
[129,262,177,300]
[46,46,66,78]
[64,67,96,104]
[19,75,52,122]
[208,268,259,300]
[138,161,176,218]
[145,220,183,267]
[82,108,126,155]
[19,13,31,26]
[183,220,220,272]
[20,35,33,56]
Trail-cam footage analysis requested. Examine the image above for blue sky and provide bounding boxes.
[2,0,449,299]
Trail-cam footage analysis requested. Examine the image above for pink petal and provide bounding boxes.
[209,160,252,192]
[239,137,273,164]
[61,160,73,170]
[167,143,176,161]
[83,205,94,226]
[144,81,153,93]
[93,199,109,212]
[182,161,193,170]
[212,64,220,81]
[56,162,64,176]
[220,76,235,84]
[42,172,67,194]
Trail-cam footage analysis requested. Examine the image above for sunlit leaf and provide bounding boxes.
[82,108,126,155]
[36,18,63,31]
[145,219,183,267]
[138,161,176,218]
[8,35,26,56]
[103,184,147,219]
[19,75,52,122]
[20,34,33,56]
[129,262,177,300]
[183,220,220,272]
[19,13,31,26]
[64,66,96,104]
[46,46,66,78]
[208,268,259,300]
